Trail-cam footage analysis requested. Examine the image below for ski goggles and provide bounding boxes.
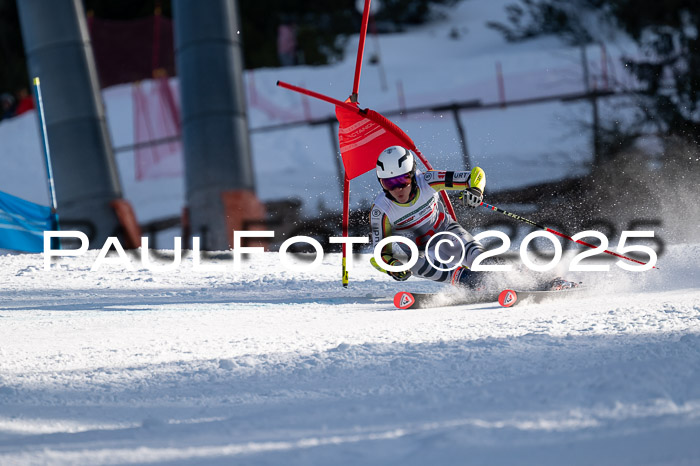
[380,173,413,190]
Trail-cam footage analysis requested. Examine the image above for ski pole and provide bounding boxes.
[479,201,657,269]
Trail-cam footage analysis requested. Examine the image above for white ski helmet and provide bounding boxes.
[376,145,415,179]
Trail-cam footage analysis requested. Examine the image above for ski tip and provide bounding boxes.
[498,289,518,308]
[394,291,416,309]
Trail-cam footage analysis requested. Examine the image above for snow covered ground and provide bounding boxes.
[1,244,699,465]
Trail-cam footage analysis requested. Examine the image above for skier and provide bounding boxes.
[369,145,577,291]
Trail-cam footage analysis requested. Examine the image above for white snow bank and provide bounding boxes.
[0,244,698,465]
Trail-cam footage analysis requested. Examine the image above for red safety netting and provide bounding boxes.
[133,77,183,180]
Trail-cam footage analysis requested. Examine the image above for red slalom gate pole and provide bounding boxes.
[341,176,350,287]
[480,201,657,269]
[276,81,360,113]
[352,0,372,102]
[412,147,458,222]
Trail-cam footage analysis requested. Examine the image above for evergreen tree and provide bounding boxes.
[490,0,700,162]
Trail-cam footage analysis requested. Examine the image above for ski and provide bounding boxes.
[498,287,587,308]
[395,285,586,310]
[394,290,501,310]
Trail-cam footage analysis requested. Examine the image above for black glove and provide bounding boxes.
[461,187,483,208]
[388,258,411,281]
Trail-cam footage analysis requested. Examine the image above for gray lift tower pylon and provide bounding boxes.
[17,0,140,248]
[174,0,265,251]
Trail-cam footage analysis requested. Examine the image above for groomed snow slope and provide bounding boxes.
[1,244,699,465]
